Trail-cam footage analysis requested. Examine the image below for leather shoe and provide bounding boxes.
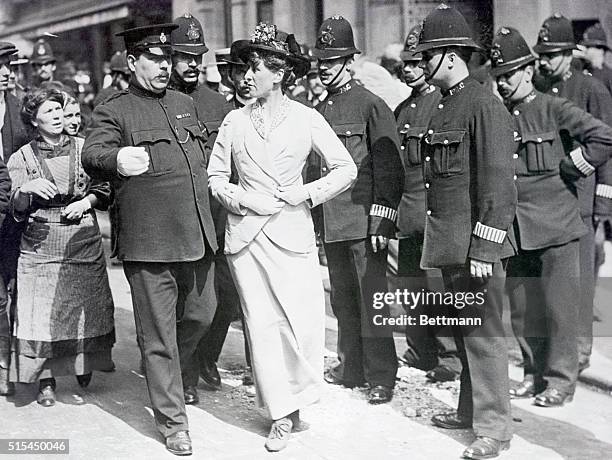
[165,430,192,456]
[199,358,221,390]
[323,370,365,388]
[183,386,199,405]
[265,416,293,452]
[509,378,536,399]
[37,381,56,407]
[462,436,510,459]
[368,385,393,404]
[76,373,92,388]
[426,365,459,382]
[534,388,573,407]
[431,412,471,429]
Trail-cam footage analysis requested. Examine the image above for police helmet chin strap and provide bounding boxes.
[505,68,526,101]
[406,72,426,87]
[326,57,350,90]
[424,48,447,83]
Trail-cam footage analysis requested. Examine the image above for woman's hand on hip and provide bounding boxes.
[19,178,58,200]
[239,191,284,215]
[275,183,309,206]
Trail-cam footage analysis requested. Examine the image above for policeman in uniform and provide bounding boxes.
[492,26,612,407]
[416,5,517,459]
[0,41,30,396]
[393,24,460,382]
[312,15,404,404]
[93,51,130,107]
[30,38,56,86]
[580,23,612,94]
[82,24,218,456]
[533,14,612,372]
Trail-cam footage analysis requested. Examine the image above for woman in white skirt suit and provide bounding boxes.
[207,24,357,452]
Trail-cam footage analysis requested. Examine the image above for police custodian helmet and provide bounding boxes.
[490,27,537,77]
[311,15,361,60]
[533,13,577,54]
[414,3,482,53]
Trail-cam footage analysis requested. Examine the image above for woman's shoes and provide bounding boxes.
[509,379,536,399]
[76,373,92,388]
[37,378,56,407]
[534,388,573,407]
[264,415,294,452]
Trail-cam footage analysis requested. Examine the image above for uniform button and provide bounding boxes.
[426,210,432,215]
[537,137,542,143]
[438,104,444,109]
[513,175,518,180]
[428,129,434,134]
[418,133,424,138]
[513,153,519,159]
[552,87,559,94]
[328,100,333,105]
[443,139,449,145]
[346,130,351,135]
[425,182,430,188]
[322,167,328,172]
[425,156,431,162]
[513,110,520,116]
[410,103,416,108]
[401,146,405,150]
[404,123,410,128]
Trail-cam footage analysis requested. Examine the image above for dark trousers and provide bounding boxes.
[578,217,596,365]
[442,262,512,442]
[195,252,251,368]
[507,240,580,394]
[123,254,216,437]
[396,236,460,373]
[325,238,397,388]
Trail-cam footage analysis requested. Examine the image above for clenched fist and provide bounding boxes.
[117,146,150,176]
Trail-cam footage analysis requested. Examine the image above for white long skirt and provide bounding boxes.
[227,231,325,420]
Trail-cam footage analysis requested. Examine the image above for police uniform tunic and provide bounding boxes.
[421,76,516,442]
[506,90,612,395]
[315,79,404,388]
[535,70,612,365]
[82,82,218,437]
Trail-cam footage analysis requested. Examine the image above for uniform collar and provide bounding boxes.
[508,90,537,110]
[129,81,166,99]
[441,77,470,98]
[327,79,354,96]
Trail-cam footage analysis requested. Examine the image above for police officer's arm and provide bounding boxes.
[0,157,11,228]
[467,99,517,264]
[304,109,357,206]
[82,103,124,181]
[367,99,405,238]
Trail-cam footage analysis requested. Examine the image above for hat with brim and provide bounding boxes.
[311,47,361,61]
[490,54,536,77]
[400,24,423,62]
[400,50,421,62]
[533,42,576,54]
[490,27,537,77]
[414,4,483,53]
[219,40,250,66]
[312,15,361,61]
[238,24,309,78]
[0,42,18,59]
[533,14,577,55]
[173,43,208,55]
[580,23,609,50]
[581,38,610,50]
[117,23,178,56]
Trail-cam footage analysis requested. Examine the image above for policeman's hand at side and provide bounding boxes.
[470,258,493,280]
[559,157,584,183]
[371,235,389,252]
[116,146,150,176]
[61,198,92,220]
[19,178,58,200]
[275,183,309,206]
[239,191,284,215]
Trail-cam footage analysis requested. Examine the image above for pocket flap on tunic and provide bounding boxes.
[184,124,206,139]
[333,123,366,137]
[131,129,172,144]
[201,120,222,136]
[430,130,465,146]
[521,131,555,144]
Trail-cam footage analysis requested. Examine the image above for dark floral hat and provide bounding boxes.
[238,23,309,78]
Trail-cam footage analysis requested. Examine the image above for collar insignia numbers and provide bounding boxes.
[319,25,335,48]
[539,24,550,42]
[38,45,46,55]
[449,81,465,96]
[160,32,167,44]
[187,23,200,41]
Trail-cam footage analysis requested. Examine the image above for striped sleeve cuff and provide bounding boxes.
[473,222,506,244]
[369,204,398,223]
[596,184,612,199]
[569,147,595,176]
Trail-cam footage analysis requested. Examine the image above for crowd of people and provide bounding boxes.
[0,3,610,459]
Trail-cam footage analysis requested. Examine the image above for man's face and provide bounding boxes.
[419,49,449,85]
[583,46,605,66]
[129,50,172,93]
[402,60,425,85]
[0,56,11,91]
[538,50,570,78]
[318,57,350,86]
[33,61,55,81]
[230,64,250,98]
[496,66,528,102]
[172,51,203,85]
[307,74,325,96]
